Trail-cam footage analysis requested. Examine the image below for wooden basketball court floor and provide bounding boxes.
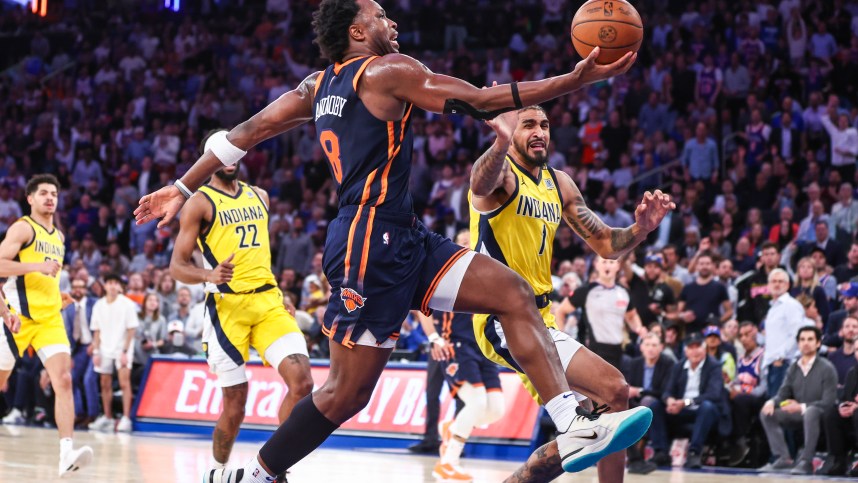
[0,426,850,482]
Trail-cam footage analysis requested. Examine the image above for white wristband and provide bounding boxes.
[174,179,193,199]
[428,333,444,346]
[205,130,246,166]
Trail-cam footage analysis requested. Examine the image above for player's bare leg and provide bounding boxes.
[44,352,93,476]
[504,347,630,483]
[206,343,393,482]
[213,383,248,466]
[452,254,569,402]
[275,354,313,423]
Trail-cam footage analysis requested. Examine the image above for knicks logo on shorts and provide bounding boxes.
[445,362,459,377]
[341,287,367,313]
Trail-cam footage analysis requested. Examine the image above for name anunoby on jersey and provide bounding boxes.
[315,95,348,121]
[217,205,265,226]
[515,195,561,223]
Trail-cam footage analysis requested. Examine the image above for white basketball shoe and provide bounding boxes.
[557,405,652,473]
[59,445,93,477]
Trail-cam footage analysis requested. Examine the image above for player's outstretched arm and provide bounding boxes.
[169,194,233,286]
[0,221,59,277]
[370,47,634,117]
[135,72,319,227]
[555,171,675,259]
[470,109,517,199]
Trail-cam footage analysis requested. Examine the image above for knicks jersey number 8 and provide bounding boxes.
[320,129,343,183]
[235,224,261,249]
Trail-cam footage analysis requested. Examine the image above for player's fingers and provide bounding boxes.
[586,46,600,63]
[224,253,235,263]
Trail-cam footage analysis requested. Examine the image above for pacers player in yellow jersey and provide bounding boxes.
[171,156,314,477]
[0,174,94,477]
[469,106,674,483]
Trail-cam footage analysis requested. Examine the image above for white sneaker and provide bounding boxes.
[204,468,245,483]
[116,416,132,433]
[2,408,24,425]
[88,415,114,432]
[59,445,93,477]
[557,405,652,473]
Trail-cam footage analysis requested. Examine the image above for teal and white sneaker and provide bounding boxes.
[557,405,653,473]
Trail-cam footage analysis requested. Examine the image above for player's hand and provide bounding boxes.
[573,47,636,86]
[634,190,676,233]
[135,185,187,228]
[2,312,21,334]
[38,259,61,277]
[283,295,297,317]
[61,292,73,309]
[206,254,235,285]
[430,339,453,361]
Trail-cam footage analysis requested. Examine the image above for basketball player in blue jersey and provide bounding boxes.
[470,107,674,483]
[134,1,649,481]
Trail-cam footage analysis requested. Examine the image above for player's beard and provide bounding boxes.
[513,139,547,168]
[214,164,240,182]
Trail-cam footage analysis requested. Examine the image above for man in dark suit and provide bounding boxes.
[798,222,844,268]
[643,332,730,469]
[62,277,99,428]
[625,332,676,474]
[769,111,802,161]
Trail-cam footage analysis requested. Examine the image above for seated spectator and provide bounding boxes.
[825,282,858,349]
[826,316,858,393]
[704,325,736,384]
[727,321,767,466]
[625,332,676,474]
[644,332,730,469]
[820,365,858,476]
[162,321,197,357]
[759,326,837,475]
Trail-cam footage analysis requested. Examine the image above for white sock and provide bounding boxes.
[442,438,466,466]
[242,455,275,483]
[544,391,580,432]
[60,437,73,457]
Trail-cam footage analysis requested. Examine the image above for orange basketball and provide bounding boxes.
[571,0,643,65]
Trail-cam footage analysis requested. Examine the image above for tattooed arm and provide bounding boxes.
[556,170,675,259]
[470,110,518,211]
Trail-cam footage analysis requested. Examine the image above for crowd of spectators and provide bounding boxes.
[2,0,858,475]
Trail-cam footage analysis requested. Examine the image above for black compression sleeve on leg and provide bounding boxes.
[258,395,339,475]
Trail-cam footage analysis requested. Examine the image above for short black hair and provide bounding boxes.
[796,325,821,342]
[26,174,60,196]
[103,273,124,285]
[312,0,361,63]
[760,240,779,253]
[519,105,547,116]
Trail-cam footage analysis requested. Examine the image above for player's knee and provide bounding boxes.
[288,376,314,399]
[485,391,506,424]
[53,371,73,393]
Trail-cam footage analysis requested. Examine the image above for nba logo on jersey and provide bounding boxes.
[341,288,367,313]
[544,178,555,190]
[247,190,254,198]
[383,232,390,245]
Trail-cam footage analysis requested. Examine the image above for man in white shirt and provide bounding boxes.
[88,274,139,433]
[821,100,858,183]
[762,268,806,398]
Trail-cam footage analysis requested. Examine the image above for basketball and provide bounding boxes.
[571,0,643,64]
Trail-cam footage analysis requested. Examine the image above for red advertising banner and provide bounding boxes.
[135,359,540,442]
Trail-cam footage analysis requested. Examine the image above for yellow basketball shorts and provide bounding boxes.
[473,306,585,404]
[202,288,307,386]
[1,311,70,366]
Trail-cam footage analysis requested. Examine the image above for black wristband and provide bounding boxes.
[511,81,523,109]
